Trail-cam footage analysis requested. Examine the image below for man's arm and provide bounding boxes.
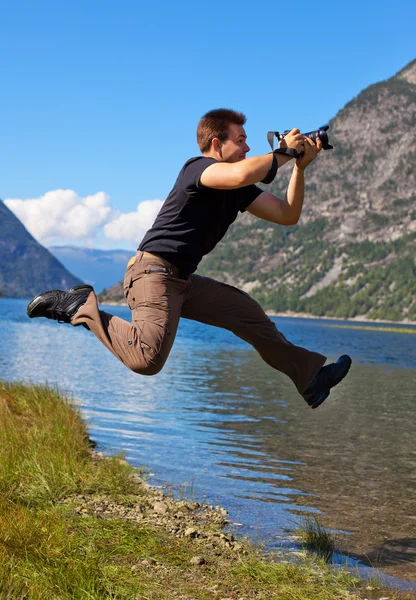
[247,137,322,226]
[200,129,305,190]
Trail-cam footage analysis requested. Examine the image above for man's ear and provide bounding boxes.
[212,137,222,156]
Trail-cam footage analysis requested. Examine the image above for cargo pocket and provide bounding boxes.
[123,271,132,302]
[143,272,170,310]
[125,273,146,311]
[137,319,170,367]
[128,270,170,330]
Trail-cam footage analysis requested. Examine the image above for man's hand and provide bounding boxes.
[296,136,322,170]
[279,128,305,155]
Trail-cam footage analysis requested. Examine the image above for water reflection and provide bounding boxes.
[1,299,415,584]
[189,347,416,581]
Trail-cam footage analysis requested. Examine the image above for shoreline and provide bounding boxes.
[266,310,416,327]
[100,300,416,328]
[2,379,415,598]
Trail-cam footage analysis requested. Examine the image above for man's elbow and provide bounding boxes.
[281,213,300,226]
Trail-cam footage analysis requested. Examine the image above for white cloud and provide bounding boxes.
[104,199,163,247]
[4,190,113,246]
[4,191,163,248]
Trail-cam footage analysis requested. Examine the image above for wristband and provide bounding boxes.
[274,147,300,159]
[267,131,301,158]
[261,153,278,184]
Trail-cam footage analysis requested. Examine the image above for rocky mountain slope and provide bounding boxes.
[0,200,83,298]
[100,60,416,322]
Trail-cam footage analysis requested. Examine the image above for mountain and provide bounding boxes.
[48,246,134,293]
[99,60,416,322]
[0,200,83,298]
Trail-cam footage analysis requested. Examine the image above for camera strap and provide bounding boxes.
[267,131,300,159]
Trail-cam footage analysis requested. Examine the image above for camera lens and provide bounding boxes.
[304,126,333,150]
[305,130,319,143]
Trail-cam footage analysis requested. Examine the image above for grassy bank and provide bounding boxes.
[0,380,413,600]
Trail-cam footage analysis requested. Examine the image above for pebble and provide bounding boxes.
[141,558,157,566]
[216,506,228,516]
[190,556,206,566]
[153,501,168,514]
[184,527,198,538]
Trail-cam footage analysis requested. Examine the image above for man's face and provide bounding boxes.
[219,124,250,162]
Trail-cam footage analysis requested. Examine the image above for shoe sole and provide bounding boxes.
[69,285,94,293]
[310,390,330,409]
[332,355,352,386]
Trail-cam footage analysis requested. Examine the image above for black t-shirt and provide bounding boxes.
[139,156,262,277]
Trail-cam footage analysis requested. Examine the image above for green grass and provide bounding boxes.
[1,379,413,599]
[0,502,195,599]
[0,380,140,506]
[296,517,335,562]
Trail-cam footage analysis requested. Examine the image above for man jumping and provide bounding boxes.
[27,109,351,408]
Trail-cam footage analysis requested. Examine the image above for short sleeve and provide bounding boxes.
[182,157,217,188]
[238,184,263,212]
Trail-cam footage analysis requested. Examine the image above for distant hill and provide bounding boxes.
[101,60,416,322]
[48,246,134,293]
[0,200,83,298]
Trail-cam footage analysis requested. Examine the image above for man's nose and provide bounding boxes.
[245,143,250,153]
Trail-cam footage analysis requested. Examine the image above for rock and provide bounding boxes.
[184,527,198,538]
[153,501,168,514]
[214,505,228,515]
[190,556,206,566]
[207,532,223,540]
[153,502,168,515]
[141,558,157,566]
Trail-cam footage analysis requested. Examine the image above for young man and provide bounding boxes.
[27,109,351,408]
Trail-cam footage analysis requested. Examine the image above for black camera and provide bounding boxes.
[267,125,333,152]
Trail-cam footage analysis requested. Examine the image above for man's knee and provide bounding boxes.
[128,351,166,376]
[124,321,171,376]
[134,358,164,376]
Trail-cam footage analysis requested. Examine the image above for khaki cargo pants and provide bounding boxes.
[72,251,326,395]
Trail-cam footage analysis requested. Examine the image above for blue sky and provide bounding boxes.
[1,0,415,249]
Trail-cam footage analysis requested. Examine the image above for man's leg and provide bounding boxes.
[72,252,189,375]
[29,252,188,376]
[181,275,326,396]
[70,289,168,375]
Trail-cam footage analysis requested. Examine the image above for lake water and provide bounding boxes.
[1,298,415,590]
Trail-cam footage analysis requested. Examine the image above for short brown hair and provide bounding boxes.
[196,108,246,153]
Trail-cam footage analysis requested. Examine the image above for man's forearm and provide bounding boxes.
[284,165,305,223]
[230,152,293,186]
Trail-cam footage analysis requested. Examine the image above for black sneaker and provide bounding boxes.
[26,285,93,324]
[303,355,352,409]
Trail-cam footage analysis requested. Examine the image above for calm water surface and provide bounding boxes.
[1,298,415,588]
